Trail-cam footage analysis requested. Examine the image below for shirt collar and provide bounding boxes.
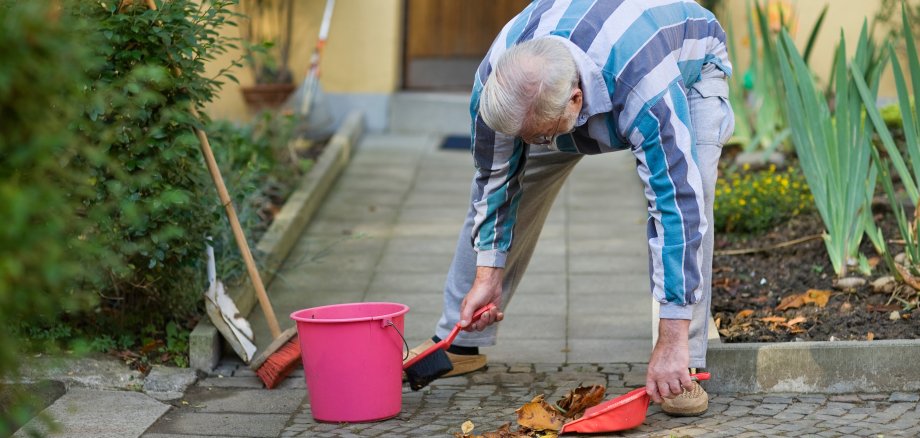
[546,35,612,126]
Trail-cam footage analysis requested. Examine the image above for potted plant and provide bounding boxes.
[239,0,296,113]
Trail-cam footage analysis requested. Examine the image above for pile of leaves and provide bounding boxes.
[454,385,605,438]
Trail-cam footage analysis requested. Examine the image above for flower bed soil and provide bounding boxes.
[712,208,920,343]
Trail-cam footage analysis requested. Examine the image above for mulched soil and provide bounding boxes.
[712,206,920,343]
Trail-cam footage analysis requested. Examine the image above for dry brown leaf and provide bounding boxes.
[895,264,920,290]
[462,421,475,435]
[516,395,565,432]
[803,289,831,308]
[867,303,900,312]
[784,316,807,327]
[481,423,525,438]
[776,294,805,311]
[760,316,787,324]
[714,317,721,329]
[555,385,605,420]
[868,257,880,268]
[736,309,755,319]
[867,332,875,341]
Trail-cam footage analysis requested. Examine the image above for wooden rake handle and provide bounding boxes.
[142,0,281,339]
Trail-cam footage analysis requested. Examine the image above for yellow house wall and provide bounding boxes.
[723,0,900,99]
[204,0,901,122]
[204,0,403,121]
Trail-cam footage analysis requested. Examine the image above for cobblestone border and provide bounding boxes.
[707,339,920,393]
[190,111,365,371]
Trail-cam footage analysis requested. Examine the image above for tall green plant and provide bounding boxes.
[854,2,920,274]
[737,1,828,155]
[777,26,881,278]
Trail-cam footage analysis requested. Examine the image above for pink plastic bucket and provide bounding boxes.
[290,302,409,423]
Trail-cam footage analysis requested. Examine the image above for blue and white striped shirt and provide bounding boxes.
[468,0,731,315]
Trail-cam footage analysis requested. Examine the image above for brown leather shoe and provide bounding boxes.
[661,381,709,416]
[403,339,487,378]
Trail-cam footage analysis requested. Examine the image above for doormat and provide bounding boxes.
[440,135,470,150]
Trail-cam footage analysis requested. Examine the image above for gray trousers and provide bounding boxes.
[435,65,734,368]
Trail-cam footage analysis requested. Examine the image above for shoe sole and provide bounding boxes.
[663,407,709,417]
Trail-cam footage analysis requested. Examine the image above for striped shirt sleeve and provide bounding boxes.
[468,111,528,268]
[625,81,707,319]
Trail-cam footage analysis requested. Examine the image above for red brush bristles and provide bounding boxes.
[256,338,301,389]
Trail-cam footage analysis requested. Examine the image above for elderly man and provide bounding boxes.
[405,0,734,416]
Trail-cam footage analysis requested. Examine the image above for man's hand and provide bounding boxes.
[460,266,505,331]
[646,318,693,404]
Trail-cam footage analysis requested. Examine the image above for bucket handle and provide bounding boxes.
[383,319,410,361]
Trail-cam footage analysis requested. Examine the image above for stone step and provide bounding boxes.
[388,92,471,136]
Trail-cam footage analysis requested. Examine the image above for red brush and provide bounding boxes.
[403,304,496,390]
[250,327,301,389]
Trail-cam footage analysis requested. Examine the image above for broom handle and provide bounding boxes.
[142,0,282,339]
[192,107,282,340]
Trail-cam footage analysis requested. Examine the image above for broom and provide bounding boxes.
[140,0,301,389]
[192,110,301,389]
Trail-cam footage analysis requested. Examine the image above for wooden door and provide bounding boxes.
[404,0,530,90]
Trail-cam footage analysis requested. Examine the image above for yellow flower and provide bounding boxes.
[739,199,747,206]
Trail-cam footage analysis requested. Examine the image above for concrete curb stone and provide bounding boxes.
[707,339,920,393]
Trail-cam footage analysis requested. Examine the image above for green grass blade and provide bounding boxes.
[890,45,920,181]
[803,4,829,65]
[852,62,920,203]
[903,1,920,132]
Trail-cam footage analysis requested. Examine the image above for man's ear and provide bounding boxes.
[571,87,583,106]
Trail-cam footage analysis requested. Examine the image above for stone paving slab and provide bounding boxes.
[274,363,920,438]
[16,389,168,438]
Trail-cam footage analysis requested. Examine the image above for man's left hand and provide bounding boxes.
[646,318,693,404]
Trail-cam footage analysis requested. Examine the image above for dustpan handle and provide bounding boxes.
[690,372,711,382]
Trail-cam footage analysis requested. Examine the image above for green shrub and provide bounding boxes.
[205,113,300,283]
[714,164,815,234]
[62,0,240,332]
[0,1,107,433]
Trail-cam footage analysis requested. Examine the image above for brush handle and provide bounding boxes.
[443,303,497,345]
[690,372,711,382]
[403,304,496,370]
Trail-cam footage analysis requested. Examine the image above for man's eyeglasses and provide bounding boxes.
[523,114,565,146]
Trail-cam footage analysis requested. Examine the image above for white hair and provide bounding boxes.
[479,38,578,136]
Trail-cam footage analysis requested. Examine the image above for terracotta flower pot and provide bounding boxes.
[240,83,296,113]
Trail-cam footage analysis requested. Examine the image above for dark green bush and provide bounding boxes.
[0,2,108,433]
[2,0,300,387]
[60,0,241,334]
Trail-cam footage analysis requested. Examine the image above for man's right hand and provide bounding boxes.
[460,266,505,331]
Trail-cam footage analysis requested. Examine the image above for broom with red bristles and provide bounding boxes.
[139,0,301,390]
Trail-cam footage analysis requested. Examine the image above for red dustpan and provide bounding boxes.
[560,372,711,434]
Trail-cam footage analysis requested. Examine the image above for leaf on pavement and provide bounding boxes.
[803,289,831,307]
[555,385,605,420]
[516,395,565,432]
[462,421,475,435]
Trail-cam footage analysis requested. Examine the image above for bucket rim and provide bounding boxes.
[290,301,410,324]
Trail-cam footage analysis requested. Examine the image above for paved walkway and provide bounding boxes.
[248,133,653,363]
[141,133,920,437]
